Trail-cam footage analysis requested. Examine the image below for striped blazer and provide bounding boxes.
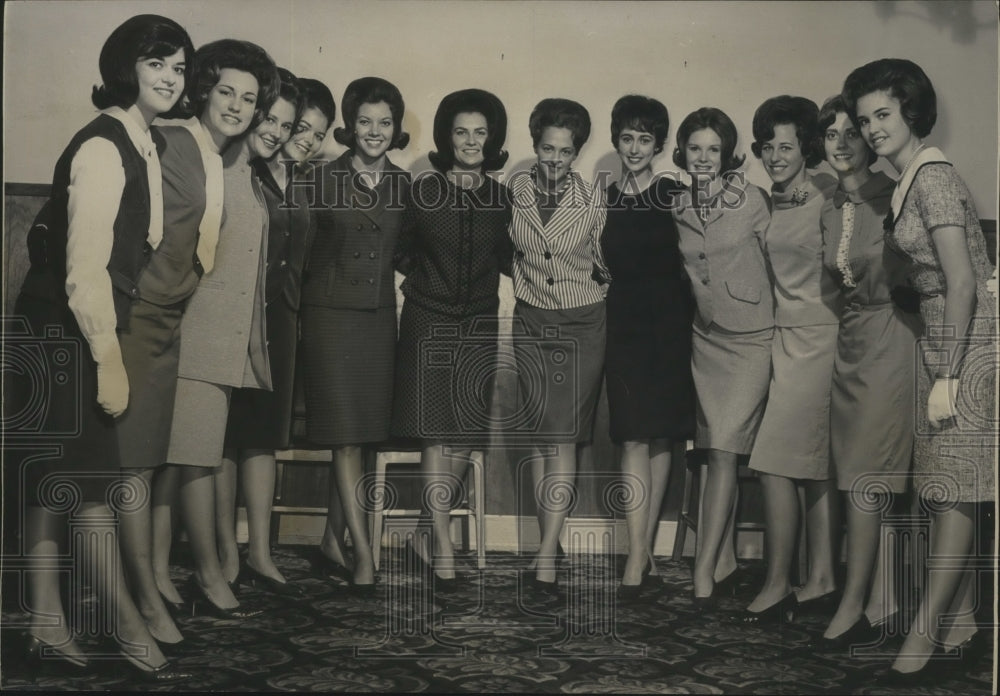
[508,170,609,310]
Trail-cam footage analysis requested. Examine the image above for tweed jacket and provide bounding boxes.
[299,151,411,310]
[673,178,774,332]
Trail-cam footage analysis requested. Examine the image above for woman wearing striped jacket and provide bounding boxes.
[507,98,609,595]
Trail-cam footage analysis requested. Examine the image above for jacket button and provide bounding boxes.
[369,252,376,259]
[702,278,709,285]
[353,252,360,259]
[544,251,552,260]
[698,252,706,259]
[280,260,287,267]
[130,288,139,297]
[368,278,374,284]
[357,224,363,231]
[546,278,554,286]
[351,279,358,285]
[371,224,378,230]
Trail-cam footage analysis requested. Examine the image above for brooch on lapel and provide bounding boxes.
[790,186,810,206]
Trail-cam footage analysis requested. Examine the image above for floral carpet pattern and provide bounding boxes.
[1,547,994,693]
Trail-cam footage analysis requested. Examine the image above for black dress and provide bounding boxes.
[601,177,696,443]
[390,173,512,444]
[225,161,314,450]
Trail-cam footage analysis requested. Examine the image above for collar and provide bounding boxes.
[770,176,821,210]
[890,146,950,221]
[102,106,156,157]
[833,171,895,208]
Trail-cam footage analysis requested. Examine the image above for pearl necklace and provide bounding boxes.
[896,142,926,179]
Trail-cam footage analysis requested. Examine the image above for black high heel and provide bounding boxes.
[819,616,882,649]
[239,563,305,598]
[158,590,186,620]
[311,550,353,584]
[184,576,263,619]
[23,634,88,676]
[735,593,796,625]
[794,589,839,616]
[713,570,739,598]
[520,569,561,599]
[116,651,192,684]
[401,541,459,591]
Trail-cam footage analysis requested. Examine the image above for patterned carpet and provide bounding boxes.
[1,545,994,693]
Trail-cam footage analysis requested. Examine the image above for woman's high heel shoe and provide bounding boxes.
[239,563,305,598]
[158,590,186,621]
[735,593,796,625]
[116,651,192,684]
[713,570,739,598]
[185,576,263,619]
[311,550,353,584]
[24,634,88,676]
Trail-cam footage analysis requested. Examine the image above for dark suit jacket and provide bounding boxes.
[299,151,410,310]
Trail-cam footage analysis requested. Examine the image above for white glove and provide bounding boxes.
[927,377,958,428]
[987,268,997,298]
[96,353,129,417]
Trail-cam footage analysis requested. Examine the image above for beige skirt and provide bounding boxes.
[690,322,772,455]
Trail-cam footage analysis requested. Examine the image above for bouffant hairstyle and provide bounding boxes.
[610,95,670,153]
[818,94,877,165]
[333,76,409,151]
[750,95,823,168]
[528,98,591,152]
[274,67,305,124]
[298,77,336,126]
[841,58,937,138]
[428,88,509,173]
[186,39,279,130]
[672,107,746,173]
[91,14,194,117]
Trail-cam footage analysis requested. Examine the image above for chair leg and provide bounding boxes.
[672,459,695,561]
[473,452,486,570]
[371,453,387,571]
[270,459,285,547]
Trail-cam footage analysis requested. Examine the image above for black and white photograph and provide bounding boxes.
[1,0,997,692]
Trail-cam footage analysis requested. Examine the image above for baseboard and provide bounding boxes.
[255,512,765,559]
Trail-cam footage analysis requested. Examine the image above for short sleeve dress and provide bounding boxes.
[820,172,923,493]
[885,162,996,503]
[601,177,695,443]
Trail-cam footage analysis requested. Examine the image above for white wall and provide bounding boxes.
[4,0,998,217]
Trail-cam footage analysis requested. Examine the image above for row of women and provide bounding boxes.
[12,12,995,686]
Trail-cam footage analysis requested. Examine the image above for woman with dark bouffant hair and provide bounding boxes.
[299,76,411,593]
[601,95,694,600]
[392,88,513,588]
[216,68,314,597]
[159,38,279,620]
[507,97,609,597]
[739,95,841,625]
[815,94,922,649]
[670,107,772,611]
[279,77,336,176]
[11,14,193,681]
[844,58,995,686]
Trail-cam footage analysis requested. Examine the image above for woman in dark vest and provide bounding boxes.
[10,14,192,681]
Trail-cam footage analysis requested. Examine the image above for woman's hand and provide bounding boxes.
[96,354,129,417]
[927,377,958,427]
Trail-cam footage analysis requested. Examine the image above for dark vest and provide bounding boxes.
[22,114,158,329]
